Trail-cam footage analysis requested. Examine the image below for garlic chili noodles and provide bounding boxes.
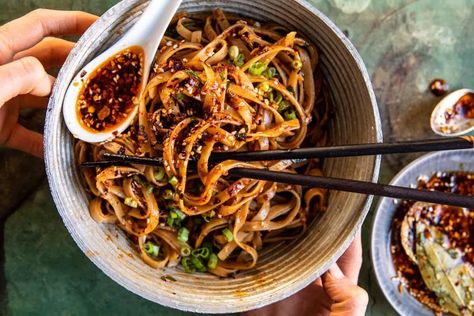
[75,9,330,276]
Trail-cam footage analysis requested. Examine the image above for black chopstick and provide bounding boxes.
[210,137,473,162]
[229,168,474,209]
[80,137,473,168]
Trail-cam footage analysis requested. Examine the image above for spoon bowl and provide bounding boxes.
[62,0,182,143]
[430,88,474,137]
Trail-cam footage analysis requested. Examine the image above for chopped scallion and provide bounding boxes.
[248,61,267,76]
[222,228,234,242]
[177,227,190,242]
[166,216,174,227]
[292,59,303,70]
[146,185,154,194]
[192,247,210,259]
[154,167,165,181]
[207,253,218,269]
[168,176,179,186]
[180,244,192,257]
[263,67,277,79]
[191,256,207,272]
[124,197,138,208]
[258,82,271,93]
[278,100,290,112]
[175,92,185,101]
[170,207,186,220]
[181,257,195,273]
[144,241,160,257]
[202,210,216,222]
[284,110,297,121]
[234,53,245,67]
[270,91,283,105]
[229,45,239,60]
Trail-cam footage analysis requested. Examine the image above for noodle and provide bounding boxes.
[77,9,330,276]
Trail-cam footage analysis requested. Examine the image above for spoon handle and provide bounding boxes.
[119,0,182,56]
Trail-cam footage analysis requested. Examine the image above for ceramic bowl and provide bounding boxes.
[371,149,474,316]
[44,0,382,313]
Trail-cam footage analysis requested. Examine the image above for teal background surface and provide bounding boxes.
[1,0,473,315]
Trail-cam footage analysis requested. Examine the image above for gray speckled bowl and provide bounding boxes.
[371,149,474,316]
[44,0,382,313]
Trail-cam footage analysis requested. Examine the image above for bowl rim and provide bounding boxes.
[44,0,382,312]
[370,149,473,316]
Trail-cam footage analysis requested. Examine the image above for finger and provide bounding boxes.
[337,233,363,283]
[0,56,54,106]
[6,94,50,110]
[14,37,75,69]
[322,265,369,316]
[0,9,97,64]
[4,123,43,158]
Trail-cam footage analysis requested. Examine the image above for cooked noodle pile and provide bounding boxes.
[76,9,330,276]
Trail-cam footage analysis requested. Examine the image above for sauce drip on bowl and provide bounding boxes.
[77,46,144,132]
[390,171,474,313]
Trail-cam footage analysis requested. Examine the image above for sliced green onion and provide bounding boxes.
[207,253,218,269]
[168,176,179,186]
[272,91,283,104]
[170,207,186,220]
[175,92,185,101]
[192,247,210,259]
[263,67,277,79]
[191,256,207,272]
[234,53,245,67]
[161,189,174,200]
[229,45,239,60]
[180,244,192,257]
[146,185,154,194]
[202,210,215,222]
[222,228,234,242]
[292,59,303,70]
[124,197,138,208]
[284,110,297,121]
[258,82,271,93]
[177,227,190,242]
[166,216,174,227]
[248,61,267,76]
[181,257,195,273]
[144,241,160,257]
[154,166,165,181]
[278,100,290,112]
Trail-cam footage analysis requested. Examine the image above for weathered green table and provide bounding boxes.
[1,0,473,314]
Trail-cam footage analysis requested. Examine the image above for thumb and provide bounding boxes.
[322,264,369,316]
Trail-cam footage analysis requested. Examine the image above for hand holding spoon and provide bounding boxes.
[63,0,182,143]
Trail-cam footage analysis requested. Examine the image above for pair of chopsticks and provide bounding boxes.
[81,137,474,208]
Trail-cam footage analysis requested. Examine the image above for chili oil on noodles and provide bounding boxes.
[75,9,330,277]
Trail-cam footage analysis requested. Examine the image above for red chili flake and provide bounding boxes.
[77,46,143,132]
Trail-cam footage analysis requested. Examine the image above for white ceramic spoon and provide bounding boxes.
[63,0,182,143]
[430,88,474,137]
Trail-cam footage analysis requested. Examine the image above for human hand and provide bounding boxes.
[244,234,368,316]
[0,9,97,158]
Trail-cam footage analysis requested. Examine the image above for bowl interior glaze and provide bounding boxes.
[44,0,382,313]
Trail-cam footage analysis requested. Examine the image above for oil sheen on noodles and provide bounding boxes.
[76,9,330,277]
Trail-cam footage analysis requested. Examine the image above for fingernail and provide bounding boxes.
[328,264,345,280]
